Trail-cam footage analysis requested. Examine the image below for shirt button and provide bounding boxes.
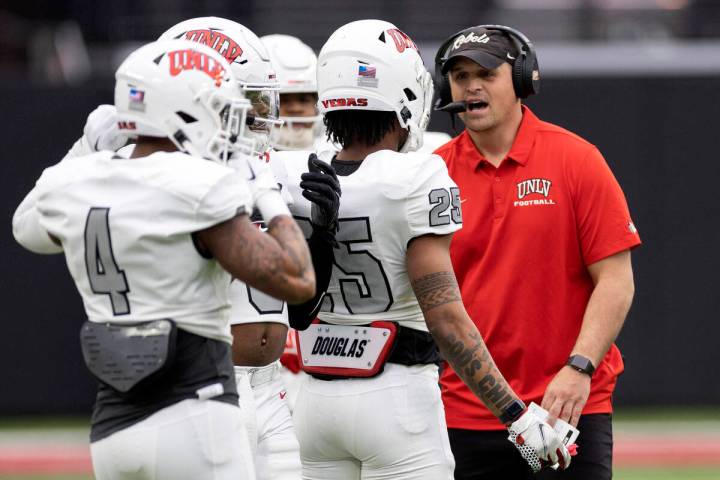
[495,198,502,203]
[495,177,501,182]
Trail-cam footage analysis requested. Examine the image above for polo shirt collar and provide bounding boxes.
[459,105,541,168]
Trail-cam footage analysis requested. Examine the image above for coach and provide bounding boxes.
[432,25,641,479]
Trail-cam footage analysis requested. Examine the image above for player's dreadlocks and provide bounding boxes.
[324,111,398,148]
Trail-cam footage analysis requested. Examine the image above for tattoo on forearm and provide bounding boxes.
[411,271,461,311]
[238,216,313,293]
[437,330,515,414]
[477,374,513,410]
[268,217,311,277]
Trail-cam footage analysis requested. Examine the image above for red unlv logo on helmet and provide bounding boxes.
[168,49,226,86]
[387,28,418,54]
[182,29,244,62]
[321,98,369,108]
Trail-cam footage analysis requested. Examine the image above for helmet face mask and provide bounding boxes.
[202,92,253,160]
[270,114,322,150]
[261,34,323,151]
[317,20,433,153]
[159,17,282,155]
[114,39,253,164]
[243,86,282,153]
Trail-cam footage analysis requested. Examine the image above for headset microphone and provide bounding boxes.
[435,101,467,114]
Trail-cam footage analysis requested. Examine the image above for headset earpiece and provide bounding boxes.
[512,50,526,98]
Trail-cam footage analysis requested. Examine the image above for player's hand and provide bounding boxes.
[507,410,571,472]
[83,105,129,152]
[300,154,341,233]
[230,152,281,202]
[541,366,591,428]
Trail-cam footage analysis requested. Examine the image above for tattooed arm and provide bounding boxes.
[407,233,520,422]
[195,213,315,304]
[408,234,573,470]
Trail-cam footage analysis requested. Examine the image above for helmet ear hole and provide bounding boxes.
[400,106,412,123]
[403,88,417,102]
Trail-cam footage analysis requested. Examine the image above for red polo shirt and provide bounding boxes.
[434,106,641,431]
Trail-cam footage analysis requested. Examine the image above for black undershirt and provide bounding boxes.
[331,157,363,176]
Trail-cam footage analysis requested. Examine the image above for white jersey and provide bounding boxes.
[228,279,289,326]
[63,141,290,328]
[22,150,252,343]
[274,149,462,332]
[418,131,452,154]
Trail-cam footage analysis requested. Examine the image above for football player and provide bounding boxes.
[12,39,315,480]
[272,20,571,479]
[58,18,339,480]
[262,34,324,152]
[159,19,339,480]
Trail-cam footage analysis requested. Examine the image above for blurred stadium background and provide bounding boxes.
[1,0,719,478]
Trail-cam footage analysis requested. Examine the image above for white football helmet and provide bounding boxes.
[317,19,433,153]
[114,39,251,163]
[261,34,323,150]
[159,17,282,155]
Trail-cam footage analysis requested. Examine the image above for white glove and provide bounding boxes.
[507,410,571,472]
[64,105,130,160]
[229,152,290,222]
[83,105,129,152]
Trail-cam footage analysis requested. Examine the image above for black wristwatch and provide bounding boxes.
[499,399,526,425]
[566,354,596,376]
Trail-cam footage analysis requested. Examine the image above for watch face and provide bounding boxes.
[568,355,594,375]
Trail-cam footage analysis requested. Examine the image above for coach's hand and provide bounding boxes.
[541,366,591,428]
[508,410,571,472]
[84,105,129,152]
[300,154,341,233]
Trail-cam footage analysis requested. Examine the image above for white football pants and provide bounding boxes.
[90,398,255,480]
[294,363,455,480]
[278,365,308,412]
[235,362,302,480]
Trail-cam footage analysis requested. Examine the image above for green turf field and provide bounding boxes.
[1,408,718,479]
[616,468,720,479]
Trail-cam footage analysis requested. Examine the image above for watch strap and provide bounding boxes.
[499,399,526,425]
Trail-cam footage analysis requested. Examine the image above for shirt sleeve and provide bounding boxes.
[12,183,64,254]
[572,147,641,265]
[195,171,254,228]
[405,154,463,239]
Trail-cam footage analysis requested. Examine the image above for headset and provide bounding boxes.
[433,24,540,112]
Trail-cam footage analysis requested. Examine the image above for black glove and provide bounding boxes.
[300,154,341,233]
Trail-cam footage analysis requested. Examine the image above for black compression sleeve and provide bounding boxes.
[288,227,336,330]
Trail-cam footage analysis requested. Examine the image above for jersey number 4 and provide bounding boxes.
[84,208,130,315]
